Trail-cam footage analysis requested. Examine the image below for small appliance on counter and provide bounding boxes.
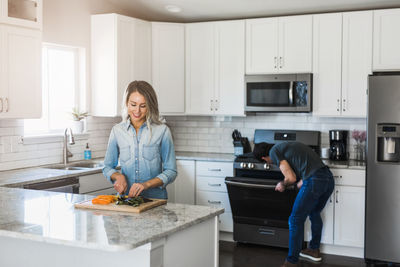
[329,130,348,161]
[232,129,251,156]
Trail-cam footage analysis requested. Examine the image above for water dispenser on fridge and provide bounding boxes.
[376,124,400,162]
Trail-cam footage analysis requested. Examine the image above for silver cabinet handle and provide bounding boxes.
[333,175,342,178]
[208,168,221,172]
[0,98,3,112]
[215,99,218,111]
[210,99,213,111]
[335,190,339,203]
[5,98,8,112]
[329,195,333,203]
[274,56,277,68]
[342,99,346,112]
[337,99,340,112]
[208,200,221,204]
[208,183,222,187]
[279,56,283,68]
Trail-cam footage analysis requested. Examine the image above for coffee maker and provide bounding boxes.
[329,130,348,161]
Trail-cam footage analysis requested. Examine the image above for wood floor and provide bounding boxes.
[219,241,399,267]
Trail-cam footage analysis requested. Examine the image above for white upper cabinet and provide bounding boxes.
[0,24,41,118]
[0,0,42,29]
[91,14,151,117]
[246,15,312,74]
[341,11,372,117]
[312,11,372,117]
[186,20,245,116]
[373,9,400,70]
[152,22,185,115]
[312,13,342,116]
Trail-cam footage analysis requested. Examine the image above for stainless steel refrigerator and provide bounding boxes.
[366,72,400,264]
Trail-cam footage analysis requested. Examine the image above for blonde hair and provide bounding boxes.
[121,81,162,129]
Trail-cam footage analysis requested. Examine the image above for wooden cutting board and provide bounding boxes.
[74,198,167,213]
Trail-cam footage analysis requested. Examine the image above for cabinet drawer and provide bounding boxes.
[196,176,227,192]
[196,161,233,177]
[196,190,231,212]
[219,212,233,232]
[332,169,365,187]
[79,173,112,193]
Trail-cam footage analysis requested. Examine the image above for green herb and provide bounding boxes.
[115,196,144,207]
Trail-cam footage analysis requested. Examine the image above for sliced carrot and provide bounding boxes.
[92,198,111,205]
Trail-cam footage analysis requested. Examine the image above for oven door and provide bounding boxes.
[225,176,298,228]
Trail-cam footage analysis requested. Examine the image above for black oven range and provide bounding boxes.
[225,129,320,248]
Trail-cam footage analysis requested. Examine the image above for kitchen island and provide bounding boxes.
[0,187,223,267]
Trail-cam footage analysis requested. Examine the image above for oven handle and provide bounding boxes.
[225,180,295,190]
[288,81,294,105]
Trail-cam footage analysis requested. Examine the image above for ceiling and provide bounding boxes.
[105,0,400,22]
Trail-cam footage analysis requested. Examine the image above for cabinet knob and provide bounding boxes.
[0,98,3,113]
[5,98,9,112]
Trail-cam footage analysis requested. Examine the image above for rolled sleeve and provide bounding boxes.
[157,126,177,188]
[102,128,119,184]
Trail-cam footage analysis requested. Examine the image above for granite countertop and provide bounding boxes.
[323,159,366,170]
[0,159,105,188]
[0,187,223,251]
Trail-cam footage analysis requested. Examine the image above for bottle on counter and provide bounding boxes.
[84,143,92,160]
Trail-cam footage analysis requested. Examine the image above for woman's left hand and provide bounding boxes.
[128,183,147,197]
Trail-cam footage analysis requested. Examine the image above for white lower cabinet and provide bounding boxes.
[196,161,234,232]
[167,160,195,204]
[79,173,114,195]
[305,169,365,249]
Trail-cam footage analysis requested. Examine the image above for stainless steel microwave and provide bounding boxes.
[245,74,312,113]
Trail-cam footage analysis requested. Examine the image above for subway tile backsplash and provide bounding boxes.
[165,114,367,158]
[0,114,366,171]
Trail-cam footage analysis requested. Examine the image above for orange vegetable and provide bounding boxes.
[91,195,117,205]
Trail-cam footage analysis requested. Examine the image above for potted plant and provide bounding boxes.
[70,108,88,133]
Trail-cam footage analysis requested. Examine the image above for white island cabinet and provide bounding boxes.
[0,187,223,267]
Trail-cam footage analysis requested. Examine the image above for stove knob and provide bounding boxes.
[248,163,255,169]
[240,162,247,169]
[264,163,270,170]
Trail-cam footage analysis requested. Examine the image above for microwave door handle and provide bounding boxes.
[289,81,294,105]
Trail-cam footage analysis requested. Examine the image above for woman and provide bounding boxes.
[103,81,177,199]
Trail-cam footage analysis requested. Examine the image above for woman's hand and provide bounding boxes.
[128,183,148,197]
[275,181,286,192]
[113,174,128,194]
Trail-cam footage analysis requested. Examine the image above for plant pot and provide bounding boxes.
[71,120,84,134]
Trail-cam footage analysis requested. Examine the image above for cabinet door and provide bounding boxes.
[133,19,151,82]
[334,185,365,247]
[341,11,372,117]
[245,18,278,74]
[79,173,111,194]
[312,13,342,116]
[174,160,195,205]
[116,15,135,115]
[0,25,41,118]
[215,20,245,116]
[152,22,185,114]
[278,15,312,73]
[373,9,400,70]
[185,23,215,115]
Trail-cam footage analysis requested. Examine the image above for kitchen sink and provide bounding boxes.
[43,165,88,171]
[69,162,104,168]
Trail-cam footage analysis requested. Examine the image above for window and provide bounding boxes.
[24,43,86,135]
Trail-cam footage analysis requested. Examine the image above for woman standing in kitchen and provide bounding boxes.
[103,80,177,199]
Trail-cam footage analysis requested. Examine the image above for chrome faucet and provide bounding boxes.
[63,128,75,165]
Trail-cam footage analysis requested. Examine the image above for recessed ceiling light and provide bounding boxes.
[165,5,182,13]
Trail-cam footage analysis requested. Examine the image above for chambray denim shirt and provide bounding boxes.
[103,120,177,199]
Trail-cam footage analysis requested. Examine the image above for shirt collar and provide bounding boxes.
[124,120,147,131]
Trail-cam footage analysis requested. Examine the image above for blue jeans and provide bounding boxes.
[286,166,335,264]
